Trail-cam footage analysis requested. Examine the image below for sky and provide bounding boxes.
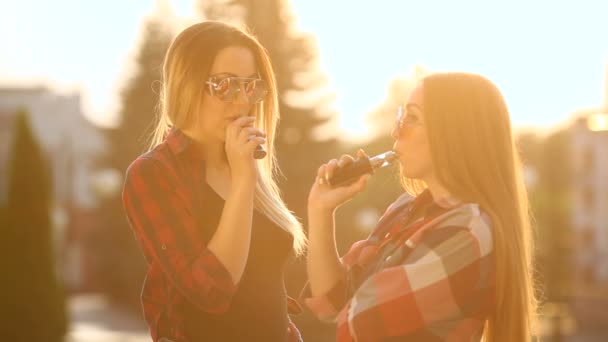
[1,0,607,138]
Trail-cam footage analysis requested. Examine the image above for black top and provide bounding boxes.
[181,180,294,341]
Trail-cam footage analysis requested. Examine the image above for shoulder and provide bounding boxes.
[425,203,494,258]
[383,192,415,216]
[125,143,175,180]
[123,146,184,199]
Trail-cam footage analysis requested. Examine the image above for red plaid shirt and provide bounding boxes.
[122,129,302,342]
[302,191,495,341]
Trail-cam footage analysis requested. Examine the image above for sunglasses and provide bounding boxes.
[206,75,269,104]
[394,105,423,136]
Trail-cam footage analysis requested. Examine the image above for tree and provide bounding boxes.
[92,8,174,308]
[519,130,573,302]
[1,110,66,341]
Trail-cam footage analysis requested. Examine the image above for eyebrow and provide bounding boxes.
[210,72,260,78]
[406,104,423,112]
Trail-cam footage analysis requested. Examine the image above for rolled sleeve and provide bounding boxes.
[300,239,373,322]
[123,156,237,314]
[301,276,350,322]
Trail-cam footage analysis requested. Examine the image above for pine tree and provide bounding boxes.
[2,110,66,341]
[93,8,173,308]
[519,130,573,301]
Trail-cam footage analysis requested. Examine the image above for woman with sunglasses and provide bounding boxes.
[303,72,537,341]
[122,21,306,342]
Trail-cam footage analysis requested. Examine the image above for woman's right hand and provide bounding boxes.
[307,150,369,215]
[224,116,266,185]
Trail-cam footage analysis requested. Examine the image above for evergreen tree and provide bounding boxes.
[2,110,66,341]
[92,8,173,308]
[518,130,573,302]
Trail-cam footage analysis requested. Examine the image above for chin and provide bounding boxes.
[400,166,422,179]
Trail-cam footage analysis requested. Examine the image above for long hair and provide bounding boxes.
[403,72,537,341]
[149,21,306,256]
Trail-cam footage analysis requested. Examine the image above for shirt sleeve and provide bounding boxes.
[301,239,373,322]
[301,194,417,321]
[122,156,237,314]
[340,228,491,341]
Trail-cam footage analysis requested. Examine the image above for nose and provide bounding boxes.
[233,83,251,105]
[391,124,399,140]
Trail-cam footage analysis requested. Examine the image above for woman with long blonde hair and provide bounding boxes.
[304,72,537,341]
[123,21,306,342]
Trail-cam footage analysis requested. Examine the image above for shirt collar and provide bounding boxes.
[165,128,205,162]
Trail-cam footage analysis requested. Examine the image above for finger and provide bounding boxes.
[245,136,266,154]
[346,174,369,195]
[356,149,368,159]
[316,164,327,185]
[229,117,255,137]
[337,154,355,168]
[325,159,339,182]
[239,127,266,142]
[226,117,254,141]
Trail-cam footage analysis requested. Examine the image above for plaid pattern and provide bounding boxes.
[303,191,494,341]
[122,129,301,342]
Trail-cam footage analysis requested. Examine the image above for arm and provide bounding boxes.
[304,151,370,321]
[306,151,370,298]
[205,173,255,285]
[306,208,347,297]
[123,157,241,314]
[205,115,262,283]
[338,226,493,341]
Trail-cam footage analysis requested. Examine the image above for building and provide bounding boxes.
[0,85,106,290]
[571,109,608,283]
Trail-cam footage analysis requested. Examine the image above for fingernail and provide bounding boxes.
[318,177,324,185]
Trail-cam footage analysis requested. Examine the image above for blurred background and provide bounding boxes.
[1,0,607,341]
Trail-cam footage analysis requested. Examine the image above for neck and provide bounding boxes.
[423,175,460,208]
[182,128,229,170]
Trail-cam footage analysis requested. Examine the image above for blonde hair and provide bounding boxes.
[402,72,537,341]
[149,21,306,256]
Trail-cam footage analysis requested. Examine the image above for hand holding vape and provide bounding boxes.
[327,151,399,187]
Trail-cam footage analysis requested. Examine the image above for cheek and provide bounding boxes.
[396,128,432,173]
[198,99,227,129]
[397,127,425,152]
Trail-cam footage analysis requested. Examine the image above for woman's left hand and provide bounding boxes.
[307,149,369,215]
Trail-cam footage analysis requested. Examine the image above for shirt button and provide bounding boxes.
[161,244,167,250]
